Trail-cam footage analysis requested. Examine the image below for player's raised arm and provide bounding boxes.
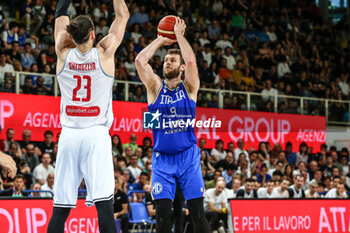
[174,17,200,100]
[135,36,175,103]
[97,0,129,56]
[54,0,74,56]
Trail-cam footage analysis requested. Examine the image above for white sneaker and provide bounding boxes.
[212,230,218,233]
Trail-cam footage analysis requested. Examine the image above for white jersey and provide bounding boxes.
[57,47,114,129]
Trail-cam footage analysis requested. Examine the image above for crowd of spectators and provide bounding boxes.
[0,0,350,121]
[0,126,350,232]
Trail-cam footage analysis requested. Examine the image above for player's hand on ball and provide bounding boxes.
[174,17,186,37]
[158,35,177,46]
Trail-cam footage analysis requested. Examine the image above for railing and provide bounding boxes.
[2,70,350,126]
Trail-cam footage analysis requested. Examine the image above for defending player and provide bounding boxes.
[135,17,210,233]
[47,0,129,232]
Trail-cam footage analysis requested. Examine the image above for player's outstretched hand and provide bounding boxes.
[158,35,177,46]
[174,16,186,37]
[0,152,17,178]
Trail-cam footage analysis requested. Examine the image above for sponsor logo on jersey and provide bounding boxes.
[152,182,163,195]
[68,62,96,71]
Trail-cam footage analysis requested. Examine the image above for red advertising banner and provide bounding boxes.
[230,199,350,233]
[0,93,326,150]
[0,198,98,233]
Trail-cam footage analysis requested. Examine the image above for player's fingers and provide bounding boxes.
[8,169,16,179]
[9,164,17,178]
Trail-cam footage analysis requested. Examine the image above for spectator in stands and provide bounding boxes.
[236,178,257,198]
[19,129,35,153]
[21,43,36,71]
[0,174,28,197]
[231,178,241,198]
[22,143,39,172]
[257,180,275,198]
[288,174,305,198]
[113,176,129,233]
[32,0,46,35]
[95,17,109,36]
[6,41,21,65]
[284,163,293,183]
[285,141,297,167]
[268,160,284,176]
[32,153,54,185]
[277,56,291,79]
[305,181,319,198]
[123,134,138,153]
[131,172,149,202]
[1,22,18,51]
[271,178,289,198]
[38,43,56,71]
[210,139,226,163]
[127,155,142,181]
[122,168,134,192]
[0,53,14,84]
[41,64,54,88]
[41,172,54,197]
[92,3,108,23]
[38,130,54,156]
[204,180,227,233]
[144,183,156,218]
[29,182,42,197]
[142,146,153,165]
[111,134,123,157]
[207,19,220,41]
[322,154,336,177]
[128,5,148,26]
[0,79,14,93]
[201,150,215,176]
[215,152,235,171]
[123,146,133,164]
[222,164,237,189]
[234,139,249,162]
[261,79,278,102]
[340,154,349,176]
[296,142,308,164]
[257,164,272,185]
[3,129,20,155]
[326,182,348,198]
[206,170,222,189]
[40,13,55,44]
[215,33,233,50]
[34,76,51,95]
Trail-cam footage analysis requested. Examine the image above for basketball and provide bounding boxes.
[157,15,177,40]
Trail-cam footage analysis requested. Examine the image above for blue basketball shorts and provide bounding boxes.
[151,144,205,201]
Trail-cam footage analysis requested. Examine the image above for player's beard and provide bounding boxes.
[163,66,181,80]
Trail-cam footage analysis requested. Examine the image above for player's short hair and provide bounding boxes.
[166,49,184,65]
[67,15,94,44]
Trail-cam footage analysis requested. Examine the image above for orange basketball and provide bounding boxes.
[157,15,177,40]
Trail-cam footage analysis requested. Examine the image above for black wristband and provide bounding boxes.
[55,0,72,18]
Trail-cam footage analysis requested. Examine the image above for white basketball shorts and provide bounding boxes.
[53,125,114,208]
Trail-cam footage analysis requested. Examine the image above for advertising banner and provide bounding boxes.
[230,199,350,233]
[0,198,98,233]
[0,93,326,150]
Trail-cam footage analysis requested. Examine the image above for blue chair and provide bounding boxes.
[129,202,156,233]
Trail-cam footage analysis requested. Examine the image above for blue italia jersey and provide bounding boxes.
[148,80,197,154]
